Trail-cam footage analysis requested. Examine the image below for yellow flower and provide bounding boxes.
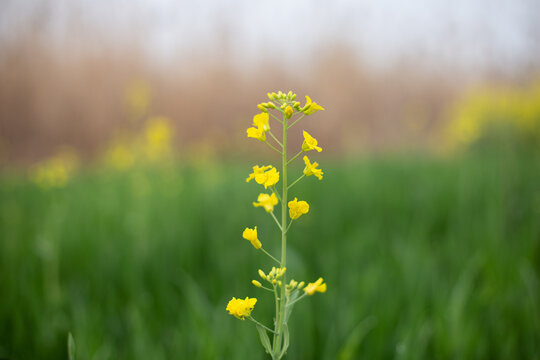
[304,277,327,295]
[261,167,279,188]
[288,197,309,220]
[243,227,262,249]
[246,165,272,183]
[253,113,270,131]
[285,106,293,119]
[253,193,278,212]
[303,95,325,115]
[302,131,322,152]
[226,297,258,320]
[246,166,279,189]
[303,156,323,180]
[247,126,266,141]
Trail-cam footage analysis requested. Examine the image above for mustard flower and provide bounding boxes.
[304,277,327,295]
[288,197,309,220]
[226,297,258,320]
[247,126,266,141]
[253,113,270,131]
[261,167,279,189]
[246,165,272,183]
[246,166,279,189]
[243,227,262,249]
[253,193,279,212]
[302,131,322,152]
[303,156,323,180]
[303,95,325,115]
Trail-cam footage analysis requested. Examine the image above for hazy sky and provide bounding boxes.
[1,0,538,71]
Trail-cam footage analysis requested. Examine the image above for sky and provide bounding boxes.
[1,0,539,71]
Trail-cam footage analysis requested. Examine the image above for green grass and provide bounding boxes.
[0,151,539,359]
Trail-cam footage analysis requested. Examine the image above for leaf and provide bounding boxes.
[67,332,76,360]
[279,323,290,359]
[256,324,273,355]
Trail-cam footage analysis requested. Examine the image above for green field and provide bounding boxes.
[1,150,539,359]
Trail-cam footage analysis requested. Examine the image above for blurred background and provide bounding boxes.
[0,0,539,359]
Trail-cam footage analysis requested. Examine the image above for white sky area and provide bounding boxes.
[1,0,539,71]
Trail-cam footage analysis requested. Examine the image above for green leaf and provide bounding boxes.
[279,323,290,359]
[67,332,76,360]
[256,324,273,355]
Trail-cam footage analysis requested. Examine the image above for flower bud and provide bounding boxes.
[297,281,305,289]
[287,91,293,98]
[278,91,283,98]
[293,101,301,110]
[266,102,276,109]
[272,279,277,285]
[271,92,278,99]
[257,104,268,112]
[278,281,282,287]
[258,269,267,280]
[285,106,293,119]
[252,280,262,288]
[267,92,274,100]
[291,93,297,100]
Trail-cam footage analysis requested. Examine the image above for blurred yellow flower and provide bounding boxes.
[288,197,309,220]
[106,142,135,170]
[445,82,540,150]
[226,297,258,320]
[303,96,325,115]
[253,193,278,212]
[302,131,322,152]
[243,227,262,249]
[30,149,78,189]
[304,277,327,295]
[143,116,173,161]
[303,156,323,180]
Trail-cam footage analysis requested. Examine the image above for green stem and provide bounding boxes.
[270,211,282,231]
[268,131,283,147]
[248,317,278,334]
[288,174,305,190]
[286,292,308,308]
[260,247,281,265]
[287,114,305,129]
[264,140,282,155]
[274,109,288,356]
[271,186,281,202]
[286,150,303,165]
[269,112,283,124]
[285,220,293,234]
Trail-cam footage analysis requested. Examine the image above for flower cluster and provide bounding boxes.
[226,90,327,360]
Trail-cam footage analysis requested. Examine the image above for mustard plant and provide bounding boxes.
[226,91,326,359]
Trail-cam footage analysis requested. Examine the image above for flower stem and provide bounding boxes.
[287,114,305,129]
[260,247,281,265]
[248,317,278,334]
[274,108,288,356]
[269,211,282,231]
[287,174,305,190]
[271,186,282,202]
[265,140,282,155]
[286,150,303,165]
[268,131,283,147]
[269,112,283,124]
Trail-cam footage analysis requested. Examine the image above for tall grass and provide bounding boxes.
[0,150,539,359]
